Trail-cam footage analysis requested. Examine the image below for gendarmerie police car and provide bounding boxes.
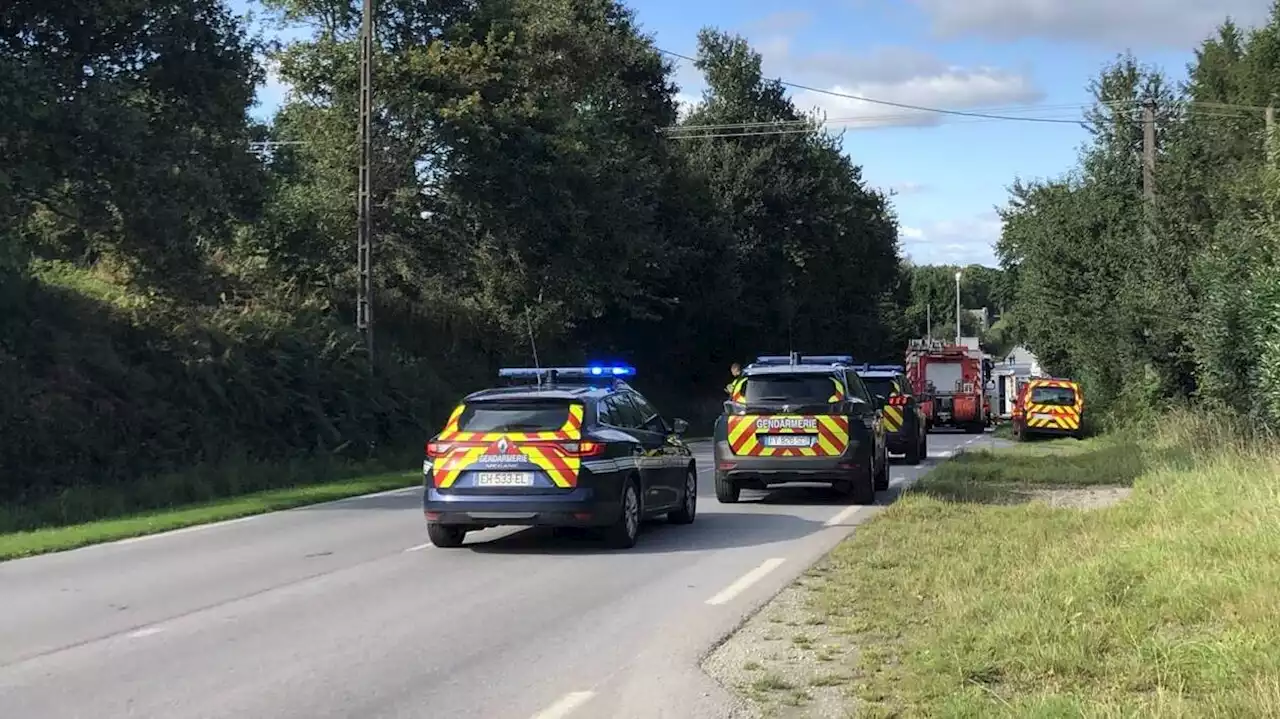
[715,354,888,504]
[422,365,696,549]
[853,364,927,464]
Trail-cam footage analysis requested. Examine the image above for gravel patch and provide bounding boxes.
[702,569,858,718]
[1013,486,1132,509]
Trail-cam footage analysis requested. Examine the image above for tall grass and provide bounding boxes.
[789,412,1280,717]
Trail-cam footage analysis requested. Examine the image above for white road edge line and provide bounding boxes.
[69,483,423,553]
[706,558,785,606]
[114,516,257,544]
[529,691,595,719]
[403,543,432,552]
[127,627,165,639]
[825,505,861,527]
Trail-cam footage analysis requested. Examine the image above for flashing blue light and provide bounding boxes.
[498,365,635,380]
[587,364,635,377]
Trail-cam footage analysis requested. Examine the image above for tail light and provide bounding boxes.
[888,395,908,406]
[560,440,606,457]
[426,441,450,458]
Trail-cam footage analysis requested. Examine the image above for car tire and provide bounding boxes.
[426,522,467,548]
[873,450,890,491]
[601,478,641,549]
[668,467,698,524]
[715,473,740,503]
[840,462,875,505]
[905,432,923,465]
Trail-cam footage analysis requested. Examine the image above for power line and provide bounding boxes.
[658,47,1277,128]
[664,106,1268,140]
[656,47,1090,125]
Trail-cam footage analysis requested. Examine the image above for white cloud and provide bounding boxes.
[674,92,700,120]
[741,10,813,36]
[888,181,928,194]
[899,212,1002,266]
[758,44,1042,130]
[252,57,290,120]
[910,0,1272,48]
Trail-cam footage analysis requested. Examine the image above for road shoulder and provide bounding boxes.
[700,433,1137,717]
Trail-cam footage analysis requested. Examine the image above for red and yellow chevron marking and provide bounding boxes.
[432,403,584,488]
[437,402,584,442]
[1024,404,1081,431]
[827,378,845,403]
[726,414,849,456]
[882,404,904,432]
[1021,379,1084,431]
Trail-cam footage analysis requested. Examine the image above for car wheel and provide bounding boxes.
[602,479,641,549]
[905,432,922,465]
[668,467,698,524]
[715,473,740,503]
[874,451,890,491]
[426,522,467,548]
[839,462,875,505]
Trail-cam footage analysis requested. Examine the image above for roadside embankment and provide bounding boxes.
[705,414,1280,717]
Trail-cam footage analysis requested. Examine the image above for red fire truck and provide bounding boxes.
[905,339,989,434]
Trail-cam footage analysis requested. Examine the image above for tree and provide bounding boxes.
[1,0,266,292]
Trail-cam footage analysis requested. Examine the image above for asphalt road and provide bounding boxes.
[0,431,997,719]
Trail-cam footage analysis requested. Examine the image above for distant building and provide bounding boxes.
[990,345,1044,417]
[967,307,991,332]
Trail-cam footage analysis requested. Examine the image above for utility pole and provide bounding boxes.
[356,0,374,359]
[954,271,962,345]
[1267,98,1275,165]
[1142,99,1156,203]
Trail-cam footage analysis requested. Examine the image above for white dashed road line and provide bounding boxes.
[529,691,595,719]
[403,543,432,552]
[824,505,862,527]
[127,627,165,639]
[706,558,785,606]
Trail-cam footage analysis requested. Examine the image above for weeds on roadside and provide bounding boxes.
[801,412,1280,716]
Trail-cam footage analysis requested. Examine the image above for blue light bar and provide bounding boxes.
[753,354,853,365]
[586,364,636,377]
[497,366,635,379]
[870,364,904,373]
[805,355,854,364]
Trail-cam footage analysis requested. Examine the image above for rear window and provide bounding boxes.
[456,402,571,432]
[743,374,839,403]
[1029,386,1076,406]
[860,377,897,399]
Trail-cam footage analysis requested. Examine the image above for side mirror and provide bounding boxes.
[874,394,887,404]
[672,418,689,435]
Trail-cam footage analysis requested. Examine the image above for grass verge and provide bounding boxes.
[720,413,1280,717]
[0,468,421,561]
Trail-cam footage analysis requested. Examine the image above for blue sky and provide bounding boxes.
[239,0,1274,268]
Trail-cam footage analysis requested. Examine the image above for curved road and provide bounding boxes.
[0,432,994,719]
